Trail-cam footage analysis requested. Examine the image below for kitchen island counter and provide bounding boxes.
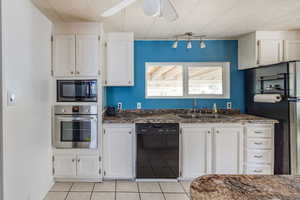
[190,174,300,200]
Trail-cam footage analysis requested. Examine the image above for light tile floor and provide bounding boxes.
[44,180,191,200]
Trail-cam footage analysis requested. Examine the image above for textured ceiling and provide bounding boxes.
[32,0,300,39]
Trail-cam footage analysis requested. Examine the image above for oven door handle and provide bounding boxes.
[56,116,97,121]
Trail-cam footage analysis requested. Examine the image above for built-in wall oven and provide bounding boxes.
[53,105,98,149]
[57,80,97,102]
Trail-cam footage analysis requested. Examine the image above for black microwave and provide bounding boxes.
[57,80,97,102]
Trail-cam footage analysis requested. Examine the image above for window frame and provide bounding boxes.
[145,62,230,99]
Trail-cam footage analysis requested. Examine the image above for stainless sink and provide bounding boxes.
[177,114,229,119]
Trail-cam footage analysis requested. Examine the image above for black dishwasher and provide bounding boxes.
[136,123,179,179]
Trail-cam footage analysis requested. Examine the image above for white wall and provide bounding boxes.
[1,0,53,199]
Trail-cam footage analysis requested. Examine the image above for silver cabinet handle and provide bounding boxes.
[72,159,75,162]
[254,131,263,134]
[78,159,80,162]
[71,71,74,75]
[76,71,80,75]
[129,131,132,135]
[254,169,263,173]
[254,142,263,145]
[216,130,219,134]
[254,155,263,158]
[207,131,211,134]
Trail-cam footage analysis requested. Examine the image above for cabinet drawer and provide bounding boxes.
[247,127,272,138]
[245,164,272,175]
[247,138,272,149]
[247,150,272,164]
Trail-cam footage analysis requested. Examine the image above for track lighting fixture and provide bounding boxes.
[171,32,206,49]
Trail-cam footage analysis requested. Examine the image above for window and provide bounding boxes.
[145,62,230,99]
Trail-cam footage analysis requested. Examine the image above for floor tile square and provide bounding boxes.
[50,182,72,192]
[116,181,138,192]
[164,193,189,200]
[91,192,115,200]
[94,181,116,192]
[159,182,185,193]
[71,182,94,191]
[44,192,68,200]
[138,182,161,193]
[180,181,191,194]
[116,192,140,200]
[66,192,91,200]
[140,193,164,200]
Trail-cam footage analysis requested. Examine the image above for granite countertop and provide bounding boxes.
[190,175,300,200]
[103,109,277,124]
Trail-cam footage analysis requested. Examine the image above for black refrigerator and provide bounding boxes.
[245,61,300,175]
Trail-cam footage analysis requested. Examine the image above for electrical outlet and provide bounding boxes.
[137,102,142,109]
[117,102,122,111]
[227,102,232,109]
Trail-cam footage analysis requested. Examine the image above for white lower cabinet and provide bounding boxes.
[244,124,274,175]
[213,127,243,174]
[181,126,212,179]
[103,124,134,179]
[53,153,77,178]
[53,151,101,180]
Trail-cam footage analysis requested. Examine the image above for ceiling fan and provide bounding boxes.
[101,0,179,22]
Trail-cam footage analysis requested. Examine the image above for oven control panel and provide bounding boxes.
[54,105,98,115]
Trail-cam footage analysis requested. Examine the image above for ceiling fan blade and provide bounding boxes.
[101,0,137,17]
[161,0,178,21]
[143,0,161,17]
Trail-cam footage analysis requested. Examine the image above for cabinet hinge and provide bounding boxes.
[104,80,107,85]
[104,171,106,176]
[103,129,106,134]
[179,171,182,177]
[99,169,101,174]
[51,69,54,76]
[99,156,101,162]
[180,128,183,134]
[98,70,101,75]
[52,155,55,162]
[104,42,107,47]
[51,36,54,42]
[98,36,101,41]
[52,168,55,175]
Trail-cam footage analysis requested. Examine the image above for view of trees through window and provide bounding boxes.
[146,63,228,98]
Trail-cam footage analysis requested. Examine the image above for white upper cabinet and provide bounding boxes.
[213,127,243,174]
[181,126,212,179]
[284,40,300,61]
[53,35,76,77]
[53,34,100,77]
[103,125,134,179]
[105,32,134,86]
[238,31,300,70]
[76,35,100,77]
[257,40,283,65]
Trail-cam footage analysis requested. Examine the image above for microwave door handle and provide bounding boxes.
[86,83,90,97]
[56,116,97,121]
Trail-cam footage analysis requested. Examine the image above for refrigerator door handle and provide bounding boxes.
[289,101,300,175]
[289,62,300,98]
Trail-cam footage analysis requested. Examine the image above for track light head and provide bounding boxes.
[172,40,178,48]
[200,40,206,48]
[187,40,192,49]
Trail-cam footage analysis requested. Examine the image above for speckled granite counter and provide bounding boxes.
[190,175,300,200]
[103,109,277,124]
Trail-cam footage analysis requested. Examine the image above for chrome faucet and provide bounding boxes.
[193,99,197,113]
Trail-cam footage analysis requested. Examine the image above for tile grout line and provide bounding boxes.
[179,182,190,200]
[64,182,74,200]
[90,183,96,200]
[158,182,167,200]
[115,180,117,200]
[137,181,142,200]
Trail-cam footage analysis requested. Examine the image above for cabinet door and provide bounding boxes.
[76,35,100,77]
[53,35,76,77]
[77,154,100,178]
[284,40,300,61]
[103,127,134,179]
[53,154,77,178]
[181,127,211,179]
[106,33,134,86]
[214,127,243,174]
[257,40,283,65]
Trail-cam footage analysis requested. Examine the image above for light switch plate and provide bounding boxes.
[227,102,232,109]
[7,91,16,106]
[137,102,142,109]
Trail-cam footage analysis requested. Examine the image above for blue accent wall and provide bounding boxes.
[106,40,245,112]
